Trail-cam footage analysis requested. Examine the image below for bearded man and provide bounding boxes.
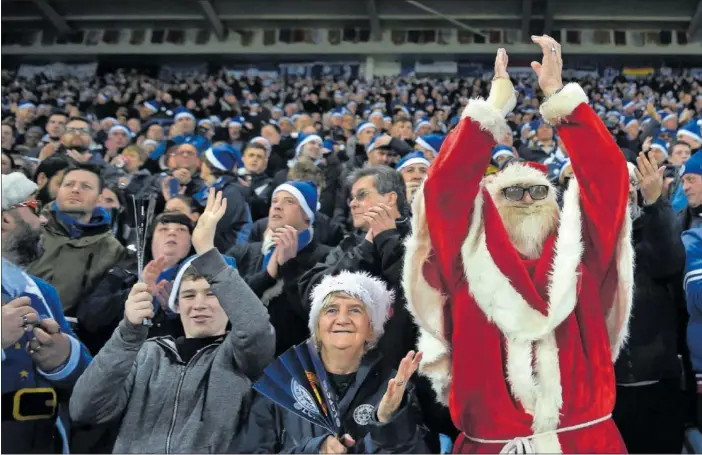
[404,38,633,453]
[1,172,92,453]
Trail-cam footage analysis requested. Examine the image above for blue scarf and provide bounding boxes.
[194,177,228,207]
[50,202,112,240]
[261,229,312,271]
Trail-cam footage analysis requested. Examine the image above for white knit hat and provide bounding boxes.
[308,271,394,345]
[1,172,38,211]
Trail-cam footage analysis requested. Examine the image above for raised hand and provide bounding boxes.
[487,48,516,117]
[530,35,564,97]
[272,225,299,266]
[191,188,227,254]
[124,282,155,326]
[377,350,423,423]
[635,152,664,205]
[363,203,397,239]
[142,256,170,296]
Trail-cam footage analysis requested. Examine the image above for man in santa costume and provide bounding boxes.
[403,36,633,453]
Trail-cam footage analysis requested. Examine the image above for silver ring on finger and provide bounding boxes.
[22,314,29,326]
[550,46,557,54]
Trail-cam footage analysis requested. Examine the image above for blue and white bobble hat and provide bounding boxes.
[167,254,237,312]
[295,133,323,158]
[143,100,161,113]
[229,116,245,127]
[651,138,669,157]
[356,121,376,136]
[396,151,430,172]
[659,110,678,124]
[109,124,132,137]
[415,134,445,156]
[558,159,573,181]
[369,111,384,122]
[205,143,243,171]
[492,145,515,161]
[18,100,35,110]
[174,107,195,122]
[273,180,318,224]
[622,116,639,130]
[330,108,346,119]
[677,120,702,145]
[198,118,213,128]
[414,119,432,133]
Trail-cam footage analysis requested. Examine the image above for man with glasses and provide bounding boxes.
[405,42,633,453]
[1,172,92,453]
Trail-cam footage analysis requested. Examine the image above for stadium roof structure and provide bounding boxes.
[2,0,701,42]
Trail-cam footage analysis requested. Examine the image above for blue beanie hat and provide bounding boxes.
[295,133,323,158]
[492,145,514,161]
[229,116,245,127]
[174,107,195,121]
[650,138,669,157]
[167,254,237,312]
[273,181,318,224]
[18,100,35,110]
[682,150,702,177]
[415,134,445,156]
[356,121,376,136]
[396,152,430,172]
[414,119,432,133]
[678,120,702,145]
[143,100,161,113]
[622,116,639,129]
[205,144,243,171]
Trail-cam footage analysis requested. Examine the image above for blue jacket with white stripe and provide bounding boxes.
[1,258,92,453]
[682,228,702,372]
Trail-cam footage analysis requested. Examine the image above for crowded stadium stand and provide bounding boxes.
[1,0,702,454]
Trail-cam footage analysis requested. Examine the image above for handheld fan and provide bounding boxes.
[253,340,342,436]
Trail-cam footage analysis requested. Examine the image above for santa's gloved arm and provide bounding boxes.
[424,77,515,281]
[541,83,629,275]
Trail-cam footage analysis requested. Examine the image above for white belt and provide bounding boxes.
[463,414,612,454]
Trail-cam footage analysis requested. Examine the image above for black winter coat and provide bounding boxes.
[615,199,686,383]
[243,350,429,454]
[228,239,331,356]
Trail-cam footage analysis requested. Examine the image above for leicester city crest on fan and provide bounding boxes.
[292,378,319,416]
[353,404,376,425]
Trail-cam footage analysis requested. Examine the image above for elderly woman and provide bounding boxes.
[246,271,429,454]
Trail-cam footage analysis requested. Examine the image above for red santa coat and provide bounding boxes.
[403,83,634,453]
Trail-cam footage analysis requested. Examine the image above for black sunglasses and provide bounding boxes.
[502,185,550,202]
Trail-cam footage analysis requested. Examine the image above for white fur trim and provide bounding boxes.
[414,137,435,155]
[175,112,195,121]
[274,183,316,224]
[402,184,452,404]
[539,83,589,125]
[606,205,635,361]
[308,271,394,344]
[416,328,452,405]
[460,99,511,143]
[295,134,322,157]
[261,279,285,307]
[357,122,377,135]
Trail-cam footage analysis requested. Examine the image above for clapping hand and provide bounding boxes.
[530,35,564,97]
[142,256,170,296]
[272,226,299,266]
[377,351,423,423]
[635,151,664,205]
[191,188,227,254]
[363,203,397,241]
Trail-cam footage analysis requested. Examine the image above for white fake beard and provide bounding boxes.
[496,200,560,260]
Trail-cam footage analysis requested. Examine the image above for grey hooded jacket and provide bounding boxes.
[69,248,276,453]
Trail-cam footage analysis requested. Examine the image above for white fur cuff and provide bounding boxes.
[539,83,588,125]
[460,99,510,142]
